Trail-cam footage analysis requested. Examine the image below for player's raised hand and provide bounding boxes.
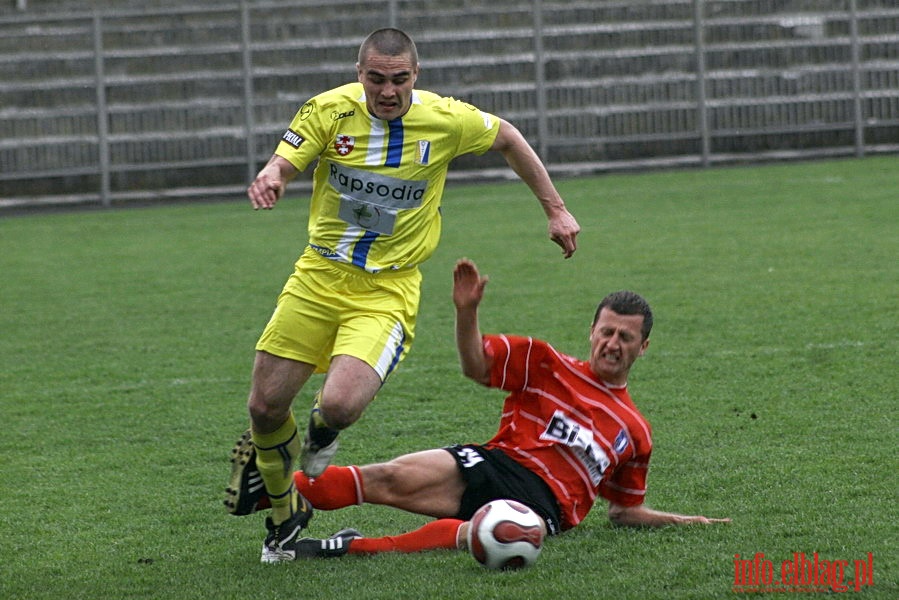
[453,258,492,384]
[453,258,489,310]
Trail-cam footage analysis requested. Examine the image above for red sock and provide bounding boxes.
[347,518,465,555]
[292,465,364,510]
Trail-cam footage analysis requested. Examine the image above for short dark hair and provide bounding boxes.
[593,291,653,341]
[358,28,418,67]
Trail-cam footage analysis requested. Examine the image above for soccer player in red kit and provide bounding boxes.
[225,259,729,558]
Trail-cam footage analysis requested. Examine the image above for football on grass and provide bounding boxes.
[467,499,544,570]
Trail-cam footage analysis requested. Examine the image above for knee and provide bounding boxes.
[247,391,291,431]
[317,392,367,430]
[359,462,406,502]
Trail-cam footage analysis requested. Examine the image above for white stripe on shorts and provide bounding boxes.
[374,321,405,380]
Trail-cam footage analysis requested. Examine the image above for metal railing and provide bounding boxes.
[0,0,897,209]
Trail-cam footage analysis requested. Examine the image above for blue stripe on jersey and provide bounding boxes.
[352,230,380,268]
[385,118,404,167]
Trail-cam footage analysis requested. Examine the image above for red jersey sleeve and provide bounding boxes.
[483,334,535,392]
[598,447,651,506]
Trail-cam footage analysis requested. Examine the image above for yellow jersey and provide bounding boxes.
[275,82,500,273]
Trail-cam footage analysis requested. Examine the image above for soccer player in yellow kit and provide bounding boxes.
[229,27,581,563]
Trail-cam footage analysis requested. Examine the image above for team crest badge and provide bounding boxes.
[335,134,355,156]
[415,140,431,165]
[614,429,629,454]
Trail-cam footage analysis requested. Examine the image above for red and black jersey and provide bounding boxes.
[481,334,653,530]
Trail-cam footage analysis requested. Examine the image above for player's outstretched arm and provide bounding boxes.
[247,155,299,210]
[608,502,731,528]
[490,119,580,258]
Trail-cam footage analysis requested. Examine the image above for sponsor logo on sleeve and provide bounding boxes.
[281,129,304,148]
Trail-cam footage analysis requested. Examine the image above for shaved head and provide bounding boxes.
[358,28,418,67]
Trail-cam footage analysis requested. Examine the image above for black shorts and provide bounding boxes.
[445,444,562,536]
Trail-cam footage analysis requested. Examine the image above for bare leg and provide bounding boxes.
[360,449,467,518]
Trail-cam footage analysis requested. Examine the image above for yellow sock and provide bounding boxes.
[252,414,302,525]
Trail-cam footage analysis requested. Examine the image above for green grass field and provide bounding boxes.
[1,156,896,599]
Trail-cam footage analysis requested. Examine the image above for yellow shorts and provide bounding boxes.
[256,247,422,381]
